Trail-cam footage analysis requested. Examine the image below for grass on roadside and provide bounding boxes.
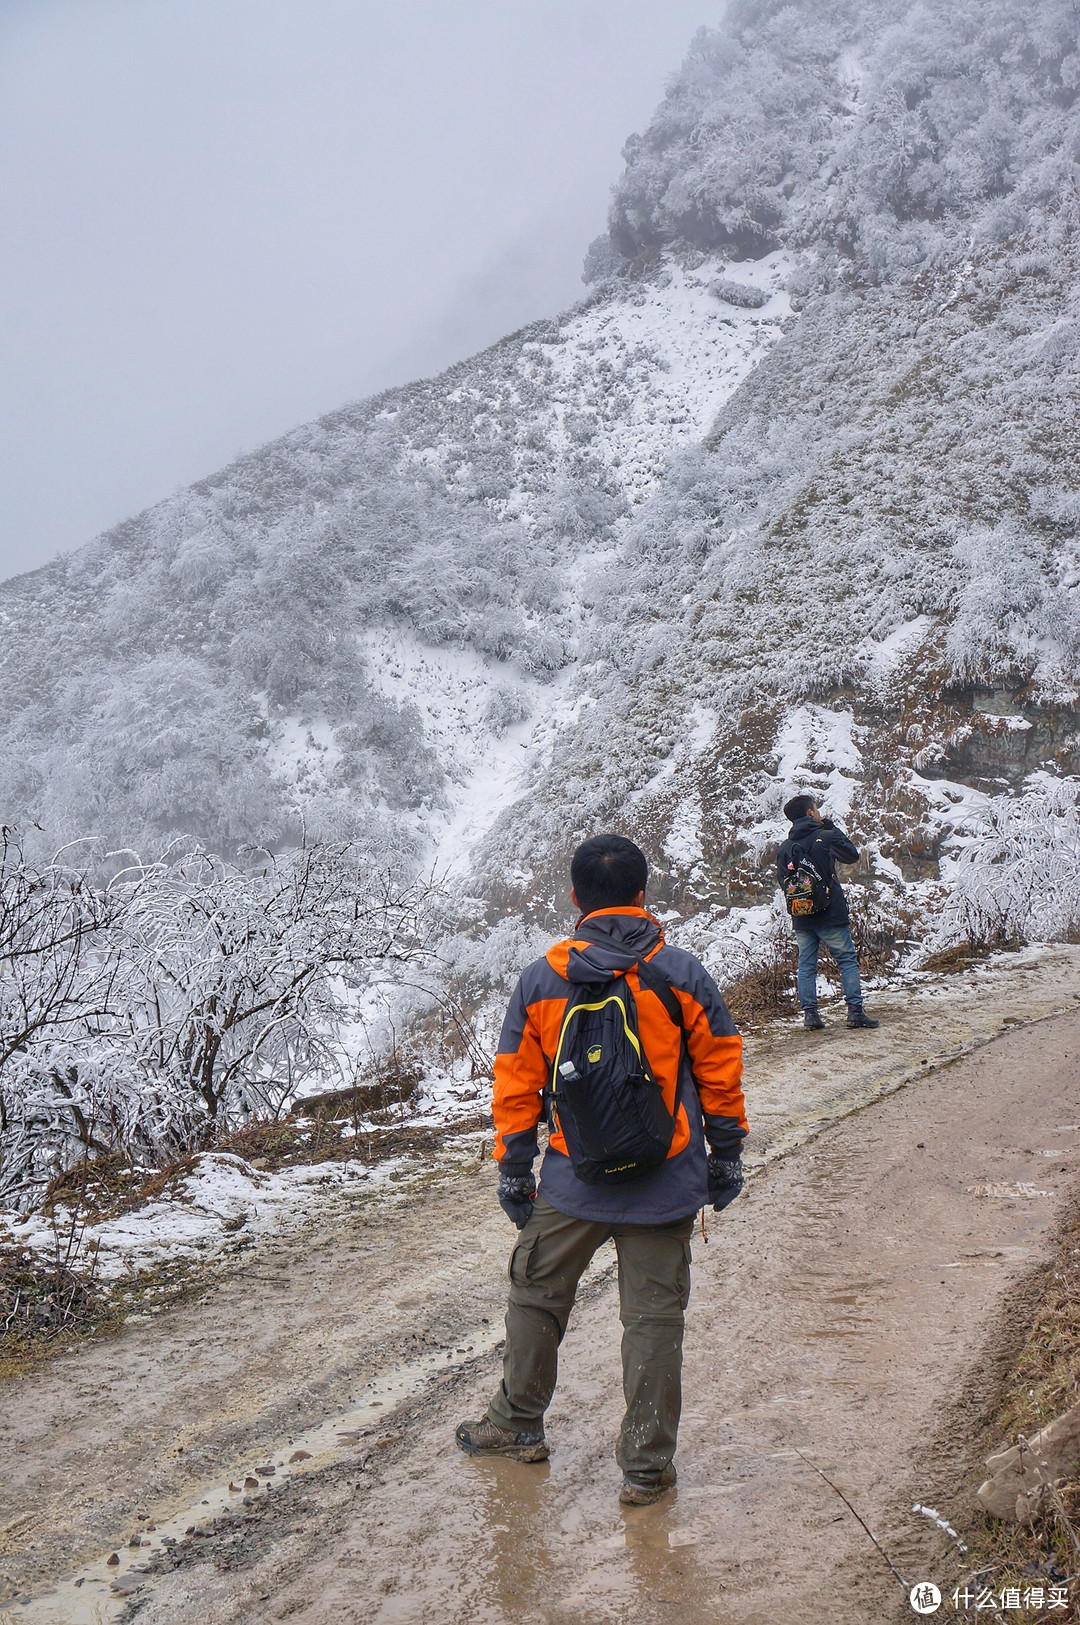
[0,1232,119,1379]
[937,1206,1080,1621]
[40,1105,490,1228]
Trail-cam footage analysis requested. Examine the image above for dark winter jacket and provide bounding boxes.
[777,815,861,929]
[492,908,747,1224]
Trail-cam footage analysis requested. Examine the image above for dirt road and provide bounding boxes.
[2,949,1080,1624]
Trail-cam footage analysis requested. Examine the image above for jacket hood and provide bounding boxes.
[787,815,823,843]
[546,907,664,984]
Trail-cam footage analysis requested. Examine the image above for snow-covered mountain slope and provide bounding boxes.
[0,250,792,866]
[1,0,1078,956]
[413,251,791,517]
[489,235,1080,917]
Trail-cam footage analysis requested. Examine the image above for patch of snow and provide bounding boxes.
[912,771,990,833]
[412,1062,488,1121]
[266,716,343,783]
[858,615,933,686]
[869,849,906,883]
[665,791,705,873]
[541,252,792,509]
[406,250,793,535]
[688,703,719,754]
[770,704,862,815]
[837,47,865,106]
[6,1152,404,1280]
[359,628,564,874]
[979,713,1033,731]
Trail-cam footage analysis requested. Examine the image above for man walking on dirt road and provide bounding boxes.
[456,834,747,1507]
[777,794,879,1031]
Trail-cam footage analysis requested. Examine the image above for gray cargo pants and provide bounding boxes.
[486,1195,695,1483]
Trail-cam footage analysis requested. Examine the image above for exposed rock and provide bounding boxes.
[977,1405,1080,1522]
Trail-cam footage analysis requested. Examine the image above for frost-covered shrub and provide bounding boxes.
[710,278,770,309]
[673,895,796,1010]
[0,1048,207,1214]
[483,685,532,736]
[946,522,1080,688]
[581,233,623,284]
[442,914,554,1004]
[935,778,1080,947]
[0,839,438,1211]
[366,911,555,1086]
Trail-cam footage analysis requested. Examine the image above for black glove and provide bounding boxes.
[497,1165,537,1229]
[707,1153,744,1212]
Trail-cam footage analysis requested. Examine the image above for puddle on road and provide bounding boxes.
[4,1248,618,1625]
[942,1244,1031,1270]
[0,1327,507,1625]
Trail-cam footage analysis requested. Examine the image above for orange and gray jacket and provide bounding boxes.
[492,907,747,1224]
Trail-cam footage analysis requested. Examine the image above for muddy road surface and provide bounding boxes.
[2,949,1080,1624]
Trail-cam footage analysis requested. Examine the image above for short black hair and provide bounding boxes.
[783,793,818,822]
[571,834,648,916]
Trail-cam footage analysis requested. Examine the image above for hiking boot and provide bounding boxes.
[803,1006,826,1030]
[619,1465,677,1507]
[846,1005,879,1029]
[454,1418,549,1462]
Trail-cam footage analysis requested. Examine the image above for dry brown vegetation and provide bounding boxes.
[40,1102,488,1230]
[0,1227,117,1378]
[920,939,1023,974]
[722,933,800,1025]
[934,1207,1080,1621]
[848,893,914,979]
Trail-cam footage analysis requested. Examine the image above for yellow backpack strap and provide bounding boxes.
[570,928,685,1039]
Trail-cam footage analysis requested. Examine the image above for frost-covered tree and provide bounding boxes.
[0,830,111,1087]
[0,841,439,1209]
[936,778,1080,946]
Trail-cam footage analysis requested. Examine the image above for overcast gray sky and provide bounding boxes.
[0,0,717,581]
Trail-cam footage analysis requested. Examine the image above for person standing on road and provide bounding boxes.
[455,834,748,1507]
[777,794,879,1031]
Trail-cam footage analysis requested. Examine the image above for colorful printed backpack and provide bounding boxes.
[781,842,831,918]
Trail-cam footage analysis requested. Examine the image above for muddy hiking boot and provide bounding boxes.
[619,1464,677,1507]
[802,1006,826,1030]
[454,1417,549,1462]
[846,1004,880,1029]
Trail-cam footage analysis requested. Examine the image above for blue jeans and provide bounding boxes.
[794,923,863,1010]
